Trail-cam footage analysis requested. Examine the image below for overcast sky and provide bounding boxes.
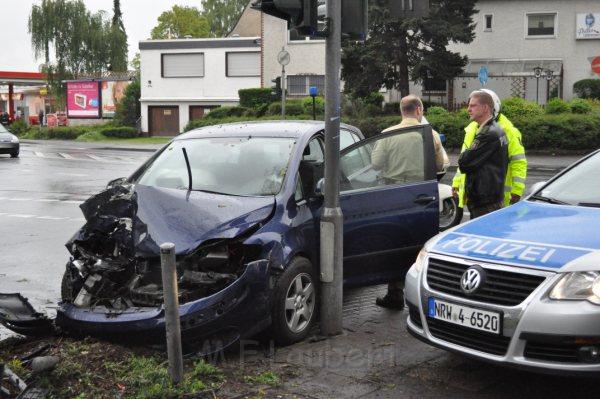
[1,0,203,72]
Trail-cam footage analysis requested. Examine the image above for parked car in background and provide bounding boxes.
[1,120,440,349]
[406,149,600,375]
[0,123,19,158]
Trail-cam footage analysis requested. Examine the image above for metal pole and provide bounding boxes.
[312,97,316,120]
[536,77,539,104]
[281,65,286,119]
[160,242,184,385]
[320,0,343,336]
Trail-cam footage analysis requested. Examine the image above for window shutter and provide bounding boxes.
[227,52,260,77]
[163,53,204,77]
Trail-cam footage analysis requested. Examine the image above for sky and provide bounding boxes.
[1,0,203,72]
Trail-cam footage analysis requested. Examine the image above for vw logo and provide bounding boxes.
[461,266,486,294]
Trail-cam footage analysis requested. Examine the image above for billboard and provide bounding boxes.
[576,13,600,40]
[67,81,100,118]
[101,80,130,118]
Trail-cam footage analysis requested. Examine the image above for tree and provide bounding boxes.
[201,0,248,38]
[109,0,128,71]
[114,80,141,127]
[151,5,209,39]
[28,0,55,64]
[341,0,477,98]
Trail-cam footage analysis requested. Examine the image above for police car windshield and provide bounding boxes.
[535,152,600,207]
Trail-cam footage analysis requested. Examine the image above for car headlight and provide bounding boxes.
[549,272,600,305]
[413,249,428,273]
[11,135,19,143]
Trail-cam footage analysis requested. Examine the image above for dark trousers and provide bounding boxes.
[468,201,503,219]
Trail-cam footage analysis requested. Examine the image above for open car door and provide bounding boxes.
[339,124,439,285]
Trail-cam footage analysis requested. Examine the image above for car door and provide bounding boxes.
[339,124,439,286]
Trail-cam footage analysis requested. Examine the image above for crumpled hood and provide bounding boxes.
[134,185,274,256]
[69,184,275,258]
[431,201,600,270]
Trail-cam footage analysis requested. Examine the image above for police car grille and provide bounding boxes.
[524,341,580,363]
[407,302,423,328]
[426,258,546,306]
[427,318,511,356]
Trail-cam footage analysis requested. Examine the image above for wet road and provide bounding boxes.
[0,141,561,340]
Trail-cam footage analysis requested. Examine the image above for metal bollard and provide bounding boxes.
[160,242,184,385]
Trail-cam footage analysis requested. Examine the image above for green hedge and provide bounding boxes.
[184,114,314,132]
[238,88,273,109]
[22,126,93,140]
[545,98,570,114]
[267,101,304,116]
[570,99,592,114]
[302,96,325,115]
[573,79,600,99]
[99,126,138,138]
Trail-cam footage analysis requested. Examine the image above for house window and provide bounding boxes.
[162,53,204,78]
[226,52,260,77]
[289,21,327,41]
[423,77,447,93]
[484,14,493,31]
[287,75,325,96]
[527,13,556,37]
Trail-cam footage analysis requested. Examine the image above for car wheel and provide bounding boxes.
[271,257,317,345]
[439,196,463,231]
[10,150,19,158]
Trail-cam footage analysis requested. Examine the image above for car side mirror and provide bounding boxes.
[314,178,324,197]
[299,160,324,199]
[107,177,128,188]
[528,181,547,195]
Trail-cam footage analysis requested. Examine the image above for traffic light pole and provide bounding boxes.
[281,65,286,119]
[320,0,343,336]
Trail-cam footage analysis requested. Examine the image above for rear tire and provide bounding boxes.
[439,197,463,231]
[271,257,317,345]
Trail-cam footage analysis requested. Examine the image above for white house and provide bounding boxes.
[139,37,261,135]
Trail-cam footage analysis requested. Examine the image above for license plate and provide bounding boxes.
[428,297,501,335]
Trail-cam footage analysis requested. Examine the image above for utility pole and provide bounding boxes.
[319,0,343,336]
[277,48,290,119]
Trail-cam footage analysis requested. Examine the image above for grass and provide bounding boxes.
[244,371,281,387]
[74,132,171,145]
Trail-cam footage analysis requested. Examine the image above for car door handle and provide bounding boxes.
[414,196,436,204]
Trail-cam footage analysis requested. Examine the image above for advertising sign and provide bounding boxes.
[592,57,600,75]
[576,13,600,40]
[478,66,489,86]
[67,81,100,118]
[100,80,130,118]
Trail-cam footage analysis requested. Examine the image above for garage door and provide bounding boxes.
[149,106,179,136]
[189,106,205,122]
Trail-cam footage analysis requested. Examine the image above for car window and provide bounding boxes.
[294,173,304,202]
[340,130,359,150]
[136,137,296,196]
[340,129,425,192]
[538,152,600,206]
[303,137,324,162]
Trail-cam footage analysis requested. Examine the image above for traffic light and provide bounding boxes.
[252,0,319,36]
[341,0,368,40]
[271,76,282,99]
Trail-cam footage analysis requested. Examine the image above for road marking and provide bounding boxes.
[58,153,75,159]
[34,151,45,157]
[7,198,33,201]
[0,213,84,222]
[86,154,107,162]
[7,214,36,218]
[36,199,61,202]
[63,200,84,204]
[36,216,68,220]
[57,172,89,177]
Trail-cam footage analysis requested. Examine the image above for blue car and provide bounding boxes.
[1,121,439,347]
[405,149,600,375]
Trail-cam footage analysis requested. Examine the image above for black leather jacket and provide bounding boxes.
[458,119,509,206]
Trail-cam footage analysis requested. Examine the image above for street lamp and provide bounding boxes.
[545,69,554,100]
[533,67,543,104]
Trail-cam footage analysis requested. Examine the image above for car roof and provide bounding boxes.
[175,120,362,141]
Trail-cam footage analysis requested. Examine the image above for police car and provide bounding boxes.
[405,149,600,375]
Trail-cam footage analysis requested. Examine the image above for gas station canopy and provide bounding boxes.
[0,71,47,86]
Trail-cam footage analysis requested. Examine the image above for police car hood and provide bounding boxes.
[431,201,600,271]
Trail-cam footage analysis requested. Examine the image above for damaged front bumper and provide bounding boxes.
[55,259,271,346]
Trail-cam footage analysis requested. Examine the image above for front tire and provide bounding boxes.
[10,150,19,158]
[271,257,317,345]
[439,196,463,231]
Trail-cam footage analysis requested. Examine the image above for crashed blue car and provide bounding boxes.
[1,121,439,347]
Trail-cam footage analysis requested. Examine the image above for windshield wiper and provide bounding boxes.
[182,147,192,191]
[579,202,600,208]
[530,194,571,205]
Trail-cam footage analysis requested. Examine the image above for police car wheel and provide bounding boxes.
[271,257,317,345]
[439,197,462,231]
[10,150,19,158]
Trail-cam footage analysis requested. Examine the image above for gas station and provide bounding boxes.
[0,71,47,123]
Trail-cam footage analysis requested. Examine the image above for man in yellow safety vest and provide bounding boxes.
[452,89,527,209]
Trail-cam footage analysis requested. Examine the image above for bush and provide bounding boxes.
[573,79,600,99]
[7,120,28,135]
[363,92,384,107]
[426,106,449,117]
[24,126,91,140]
[99,126,138,138]
[302,96,325,115]
[206,106,248,119]
[238,88,273,109]
[266,100,305,116]
[501,97,543,119]
[76,131,107,141]
[545,97,570,114]
[513,114,600,150]
[114,80,140,127]
[569,98,592,114]
[383,102,400,115]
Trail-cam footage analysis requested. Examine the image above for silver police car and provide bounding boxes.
[405,149,600,375]
[0,123,19,158]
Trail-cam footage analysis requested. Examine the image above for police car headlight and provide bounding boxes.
[413,249,428,273]
[10,135,19,143]
[549,272,600,305]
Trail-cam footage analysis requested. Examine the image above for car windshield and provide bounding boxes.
[534,152,600,207]
[0,124,9,133]
[136,136,296,196]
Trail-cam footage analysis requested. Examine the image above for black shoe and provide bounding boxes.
[375,294,405,310]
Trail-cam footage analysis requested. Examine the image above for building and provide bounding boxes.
[139,37,261,135]
[447,0,600,106]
